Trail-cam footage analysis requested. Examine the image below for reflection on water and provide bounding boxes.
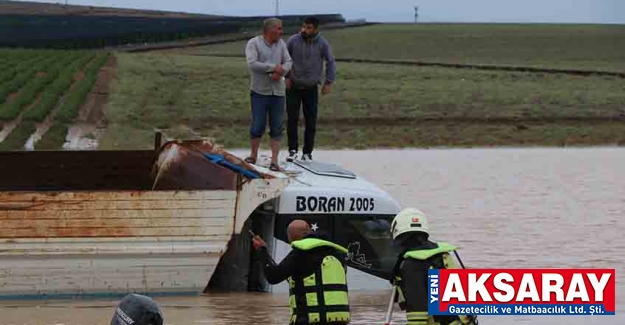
[2,147,623,324]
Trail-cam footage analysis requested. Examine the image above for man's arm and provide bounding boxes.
[321,39,336,84]
[245,38,276,73]
[286,35,296,56]
[285,36,296,79]
[258,246,298,285]
[281,41,293,75]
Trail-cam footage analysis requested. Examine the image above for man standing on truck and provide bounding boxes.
[252,220,351,324]
[389,208,478,325]
[285,16,336,162]
[245,17,293,172]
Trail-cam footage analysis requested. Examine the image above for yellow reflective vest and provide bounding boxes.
[287,238,351,324]
[395,242,477,325]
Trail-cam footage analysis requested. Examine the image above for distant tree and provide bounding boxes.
[414,6,419,23]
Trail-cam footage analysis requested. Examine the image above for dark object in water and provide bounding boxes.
[111,293,164,325]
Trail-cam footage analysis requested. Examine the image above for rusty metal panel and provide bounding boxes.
[0,150,157,191]
[0,139,269,192]
[152,141,239,191]
[0,190,237,202]
[0,253,222,296]
[0,191,236,239]
[0,138,293,297]
[0,198,235,211]
[0,187,239,295]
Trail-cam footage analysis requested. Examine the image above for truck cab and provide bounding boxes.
[256,159,403,285]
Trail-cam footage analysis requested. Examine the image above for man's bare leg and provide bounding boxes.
[270,139,281,165]
[249,138,261,161]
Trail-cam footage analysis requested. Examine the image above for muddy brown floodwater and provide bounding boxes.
[1,147,623,324]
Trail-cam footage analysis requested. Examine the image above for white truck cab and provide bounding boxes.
[253,159,404,286]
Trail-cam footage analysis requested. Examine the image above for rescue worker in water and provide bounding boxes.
[389,208,479,325]
[252,220,351,324]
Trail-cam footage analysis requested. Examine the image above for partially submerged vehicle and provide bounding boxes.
[0,135,402,299]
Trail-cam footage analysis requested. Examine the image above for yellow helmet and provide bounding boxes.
[390,208,429,240]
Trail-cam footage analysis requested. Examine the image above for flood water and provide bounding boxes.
[2,147,623,324]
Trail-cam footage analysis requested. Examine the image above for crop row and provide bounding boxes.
[0,54,48,84]
[0,52,93,121]
[23,52,96,122]
[55,52,109,123]
[0,50,44,68]
[0,56,56,104]
[33,123,69,151]
[0,121,37,151]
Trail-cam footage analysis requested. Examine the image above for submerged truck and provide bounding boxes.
[0,136,402,299]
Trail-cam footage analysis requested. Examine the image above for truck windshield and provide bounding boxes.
[333,214,401,280]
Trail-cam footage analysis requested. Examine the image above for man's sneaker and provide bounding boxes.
[301,153,313,161]
[287,150,297,162]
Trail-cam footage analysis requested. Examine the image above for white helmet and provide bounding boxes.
[390,208,429,240]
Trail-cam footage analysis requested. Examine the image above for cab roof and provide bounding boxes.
[256,160,401,215]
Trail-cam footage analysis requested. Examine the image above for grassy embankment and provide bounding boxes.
[98,23,625,149]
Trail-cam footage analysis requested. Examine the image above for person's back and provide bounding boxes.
[288,233,351,325]
[253,220,351,325]
[396,240,472,325]
[390,208,477,325]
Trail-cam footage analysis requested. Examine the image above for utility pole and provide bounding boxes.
[415,6,419,24]
[275,0,280,16]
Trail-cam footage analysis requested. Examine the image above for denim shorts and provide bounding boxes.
[250,91,285,140]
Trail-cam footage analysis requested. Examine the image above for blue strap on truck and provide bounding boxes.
[203,153,261,179]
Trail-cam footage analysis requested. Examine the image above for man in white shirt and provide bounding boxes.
[244,18,293,172]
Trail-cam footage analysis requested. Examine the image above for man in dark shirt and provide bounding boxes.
[285,16,337,162]
[252,220,351,324]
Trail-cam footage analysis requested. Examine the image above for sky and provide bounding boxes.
[16,0,625,24]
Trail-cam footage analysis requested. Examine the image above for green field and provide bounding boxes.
[3,23,625,151]
[0,49,109,151]
[98,52,625,150]
[184,24,625,72]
